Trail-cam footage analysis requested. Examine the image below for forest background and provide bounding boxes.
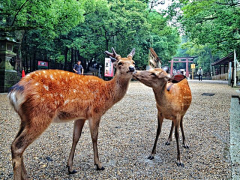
[1,0,240,76]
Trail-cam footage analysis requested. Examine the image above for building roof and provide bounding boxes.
[211,52,234,66]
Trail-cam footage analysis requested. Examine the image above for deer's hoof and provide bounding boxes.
[165,142,170,145]
[69,170,77,174]
[96,165,105,171]
[147,156,154,160]
[183,145,189,149]
[67,165,77,174]
[176,162,184,167]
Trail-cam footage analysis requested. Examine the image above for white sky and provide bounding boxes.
[153,0,172,11]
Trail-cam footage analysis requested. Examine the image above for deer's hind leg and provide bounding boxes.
[174,115,184,167]
[67,119,86,174]
[180,116,189,149]
[11,117,52,180]
[89,117,104,170]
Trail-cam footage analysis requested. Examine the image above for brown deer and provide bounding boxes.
[133,68,192,167]
[8,48,135,179]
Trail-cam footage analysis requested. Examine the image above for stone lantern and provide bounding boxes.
[0,32,19,92]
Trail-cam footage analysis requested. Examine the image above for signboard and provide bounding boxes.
[38,61,48,69]
[191,64,195,69]
[104,58,114,77]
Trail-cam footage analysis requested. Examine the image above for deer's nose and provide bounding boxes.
[129,66,135,72]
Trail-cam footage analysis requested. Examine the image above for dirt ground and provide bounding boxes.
[0,80,238,179]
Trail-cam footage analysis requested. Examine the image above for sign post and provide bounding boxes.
[191,64,195,80]
[104,58,114,77]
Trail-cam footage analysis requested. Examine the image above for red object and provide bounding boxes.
[22,70,25,77]
[169,57,194,77]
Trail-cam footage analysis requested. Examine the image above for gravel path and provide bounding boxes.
[0,81,239,179]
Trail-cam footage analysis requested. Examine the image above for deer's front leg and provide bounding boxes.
[67,119,86,174]
[148,112,163,160]
[165,121,174,145]
[89,118,104,170]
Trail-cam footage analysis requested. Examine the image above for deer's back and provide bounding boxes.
[8,70,110,121]
[156,79,192,118]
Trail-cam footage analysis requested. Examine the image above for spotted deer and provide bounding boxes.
[8,48,135,179]
[133,68,192,167]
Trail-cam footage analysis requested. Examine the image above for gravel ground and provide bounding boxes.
[0,81,239,179]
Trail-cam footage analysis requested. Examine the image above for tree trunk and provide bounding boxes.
[71,48,74,70]
[64,47,68,70]
[25,56,29,73]
[33,51,36,71]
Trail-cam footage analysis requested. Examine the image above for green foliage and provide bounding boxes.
[147,11,180,64]
[1,0,85,37]
[180,0,240,55]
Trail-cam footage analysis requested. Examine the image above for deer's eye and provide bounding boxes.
[118,62,123,66]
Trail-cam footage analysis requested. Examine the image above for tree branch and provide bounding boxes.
[0,25,37,32]
[11,0,31,26]
[215,2,239,7]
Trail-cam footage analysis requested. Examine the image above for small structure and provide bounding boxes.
[169,57,195,77]
[211,52,233,80]
[211,52,240,86]
[0,32,19,92]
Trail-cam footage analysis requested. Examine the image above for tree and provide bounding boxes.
[4,0,182,73]
[179,0,240,56]
[0,0,86,37]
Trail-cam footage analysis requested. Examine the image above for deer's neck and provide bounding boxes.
[107,74,131,105]
[153,83,168,106]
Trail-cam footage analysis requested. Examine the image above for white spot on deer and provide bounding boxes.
[35,83,39,86]
[60,94,63,97]
[50,74,54,80]
[43,85,49,91]
[64,99,69,105]
[73,89,76,93]
[9,91,17,106]
[43,71,46,74]
[44,75,47,78]
[55,100,58,105]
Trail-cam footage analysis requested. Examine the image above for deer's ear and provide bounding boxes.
[156,71,169,80]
